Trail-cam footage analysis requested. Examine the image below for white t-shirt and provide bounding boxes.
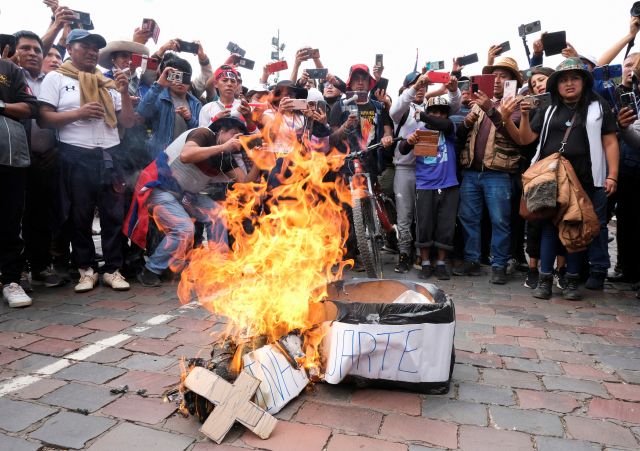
[263,109,305,154]
[38,72,122,149]
[199,98,244,127]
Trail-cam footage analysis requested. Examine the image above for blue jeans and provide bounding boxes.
[539,189,610,275]
[459,170,512,267]
[145,189,228,275]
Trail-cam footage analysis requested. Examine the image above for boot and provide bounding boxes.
[564,273,581,301]
[533,273,553,299]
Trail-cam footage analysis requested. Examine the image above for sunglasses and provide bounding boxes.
[324,83,334,88]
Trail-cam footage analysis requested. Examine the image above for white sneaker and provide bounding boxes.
[75,268,98,293]
[3,283,33,307]
[506,258,517,275]
[103,270,130,291]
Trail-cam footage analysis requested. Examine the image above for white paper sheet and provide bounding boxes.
[243,343,309,414]
[322,321,455,384]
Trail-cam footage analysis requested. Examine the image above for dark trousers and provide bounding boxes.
[616,174,640,277]
[51,220,72,264]
[23,153,55,274]
[415,186,459,251]
[0,165,27,285]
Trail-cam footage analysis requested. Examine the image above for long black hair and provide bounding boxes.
[552,70,601,127]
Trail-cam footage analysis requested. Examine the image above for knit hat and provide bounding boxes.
[306,87,324,103]
[482,57,523,87]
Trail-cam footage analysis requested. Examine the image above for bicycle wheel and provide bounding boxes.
[351,189,383,279]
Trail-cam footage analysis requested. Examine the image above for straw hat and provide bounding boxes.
[98,40,150,71]
[482,57,523,87]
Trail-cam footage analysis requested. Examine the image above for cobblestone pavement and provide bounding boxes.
[2,240,640,450]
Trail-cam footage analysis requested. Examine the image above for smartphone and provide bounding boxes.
[317,100,327,114]
[239,135,263,150]
[167,71,192,85]
[470,74,495,100]
[375,77,389,93]
[621,92,638,115]
[429,72,450,84]
[542,31,567,57]
[504,80,518,99]
[233,56,255,70]
[457,54,479,67]
[176,40,199,55]
[306,68,328,79]
[346,91,369,103]
[458,80,470,91]
[522,93,552,109]
[593,64,623,81]
[69,10,91,25]
[142,18,160,45]
[495,41,511,55]
[428,61,445,71]
[518,20,542,37]
[226,41,246,57]
[131,54,159,71]
[375,54,383,69]
[0,34,16,58]
[308,49,320,58]
[289,99,308,110]
[269,61,288,73]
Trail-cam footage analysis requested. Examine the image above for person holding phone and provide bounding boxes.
[517,57,619,299]
[261,80,309,154]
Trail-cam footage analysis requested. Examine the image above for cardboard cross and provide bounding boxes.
[183,366,278,443]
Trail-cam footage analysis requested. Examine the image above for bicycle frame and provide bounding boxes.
[349,158,384,243]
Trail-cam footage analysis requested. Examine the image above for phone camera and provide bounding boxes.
[633,2,640,17]
[533,99,540,106]
[525,26,532,32]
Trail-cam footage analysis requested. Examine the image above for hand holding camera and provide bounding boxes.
[472,90,493,112]
[407,131,420,146]
[215,110,232,120]
[113,70,130,96]
[445,76,458,93]
[223,133,243,153]
[313,107,327,126]
[43,0,59,13]
[158,39,179,57]
[452,56,465,72]
[158,67,177,88]
[278,98,294,114]
[500,96,518,120]
[463,111,480,128]
[487,45,502,65]
[133,27,153,45]
[561,42,578,58]
[630,16,640,37]
[53,6,76,30]
[372,64,384,81]
[413,73,431,90]
[532,31,547,57]
[295,47,312,64]
[618,107,638,129]
[224,53,242,68]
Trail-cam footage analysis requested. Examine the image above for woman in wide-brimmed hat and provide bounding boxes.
[518,57,620,301]
[99,39,153,98]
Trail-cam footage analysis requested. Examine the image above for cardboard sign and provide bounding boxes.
[322,321,455,384]
[243,343,309,414]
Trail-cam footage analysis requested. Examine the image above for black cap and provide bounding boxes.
[403,71,421,88]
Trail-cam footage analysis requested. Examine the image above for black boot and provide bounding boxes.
[490,266,507,284]
[533,273,553,299]
[564,273,581,301]
[137,267,162,288]
[395,253,410,273]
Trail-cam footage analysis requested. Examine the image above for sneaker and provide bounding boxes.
[418,264,434,279]
[395,253,410,274]
[103,270,130,291]
[53,262,72,283]
[452,261,482,276]
[524,267,539,289]
[533,273,553,299]
[381,242,399,254]
[75,269,98,293]
[554,267,567,290]
[31,268,65,287]
[564,273,581,300]
[413,256,422,270]
[2,283,32,307]
[506,258,517,275]
[490,266,507,284]
[585,272,606,290]
[435,264,450,280]
[20,271,33,293]
[137,267,162,287]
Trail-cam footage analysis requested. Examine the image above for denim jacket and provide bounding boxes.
[136,82,201,160]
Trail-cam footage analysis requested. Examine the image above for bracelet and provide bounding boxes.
[606,177,618,184]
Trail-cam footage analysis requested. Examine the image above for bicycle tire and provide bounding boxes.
[351,189,383,279]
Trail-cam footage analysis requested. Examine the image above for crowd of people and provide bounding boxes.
[1,1,640,309]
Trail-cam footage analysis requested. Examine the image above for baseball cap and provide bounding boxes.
[67,29,107,49]
[403,71,422,88]
[215,65,238,81]
[346,64,377,92]
[578,54,598,69]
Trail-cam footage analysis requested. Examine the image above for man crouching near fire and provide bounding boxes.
[124,116,259,287]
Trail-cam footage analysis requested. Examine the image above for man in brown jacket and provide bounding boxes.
[452,57,523,284]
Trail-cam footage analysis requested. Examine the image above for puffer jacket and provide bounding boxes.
[522,152,600,252]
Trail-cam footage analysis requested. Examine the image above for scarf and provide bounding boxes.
[57,61,119,129]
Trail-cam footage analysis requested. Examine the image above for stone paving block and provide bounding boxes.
[56,295,97,305]
[497,326,547,338]
[54,362,127,384]
[0,319,49,333]
[474,316,521,327]
[482,368,542,390]
[458,382,516,406]
[468,333,517,345]
[453,363,479,381]
[300,381,354,403]
[536,436,601,451]
[459,425,534,451]
[89,299,137,310]
[574,326,631,338]
[168,345,204,359]
[516,389,580,413]
[408,446,443,451]
[88,308,136,320]
[561,363,617,381]
[422,397,487,425]
[87,422,194,451]
[85,347,133,364]
[39,382,117,412]
[12,378,67,399]
[604,382,640,401]
[166,317,214,331]
[503,357,562,374]
[588,398,640,424]
[122,338,180,356]
[327,434,407,451]
[606,337,640,347]
[456,322,495,334]
[0,331,43,348]
[595,355,640,371]
[39,312,91,326]
[542,350,594,365]
[129,304,174,314]
[122,312,169,324]
[274,397,304,421]
[78,331,133,346]
[162,414,206,438]
[542,376,609,397]
[48,303,97,314]
[455,339,482,353]
[0,434,42,451]
[296,401,382,436]
[23,338,84,356]
[30,411,116,450]
[168,306,213,320]
[582,343,640,359]
[486,344,538,359]
[379,413,458,449]
[7,353,60,372]
[499,311,547,322]
[596,320,640,330]
[242,420,331,451]
[455,350,502,368]
[107,370,180,395]
[618,370,640,384]
[6,309,53,320]
[89,291,136,301]
[564,416,639,448]
[0,346,30,365]
[0,397,57,432]
[350,388,420,415]
[489,405,564,436]
[78,318,135,332]
[122,324,179,339]
[34,324,92,341]
[518,337,576,351]
[118,354,176,372]
[101,396,176,424]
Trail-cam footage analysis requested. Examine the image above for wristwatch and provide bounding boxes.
[486,107,496,117]
[0,100,6,116]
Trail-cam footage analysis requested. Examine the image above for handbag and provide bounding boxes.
[519,111,577,221]
[413,130,439,157]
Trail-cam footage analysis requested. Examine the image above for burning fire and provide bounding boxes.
[177,137,352,350]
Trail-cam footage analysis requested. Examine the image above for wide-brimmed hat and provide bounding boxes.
[482,57,523,87]
[346,64,377,92]
[273,80,308,99]
[208,116,249,135]
[98,40,150,70]
[545,57,594,94]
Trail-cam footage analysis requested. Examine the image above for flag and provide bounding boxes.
[413,48,419,71]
